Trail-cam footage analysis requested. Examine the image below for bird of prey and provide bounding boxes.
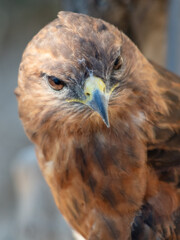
[15,11,180,240]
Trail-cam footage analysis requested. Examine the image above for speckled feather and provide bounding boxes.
[15,12,180,240]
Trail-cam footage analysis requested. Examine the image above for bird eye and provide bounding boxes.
[47,76,65,91]
[113,56,123,70]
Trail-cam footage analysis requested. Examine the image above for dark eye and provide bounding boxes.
[47,76,65,91]
[113,56,123,70]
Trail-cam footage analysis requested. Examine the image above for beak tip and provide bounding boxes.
[87,89,110,128]
[104,119,110,128]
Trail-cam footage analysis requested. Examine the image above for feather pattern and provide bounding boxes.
[15,12,180,240]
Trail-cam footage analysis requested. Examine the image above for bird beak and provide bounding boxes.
[84,76,110,127]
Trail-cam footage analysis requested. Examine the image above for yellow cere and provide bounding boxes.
[67,76,117,104]
[84,77,106,101]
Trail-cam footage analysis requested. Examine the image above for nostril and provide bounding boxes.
[85,92,90,97]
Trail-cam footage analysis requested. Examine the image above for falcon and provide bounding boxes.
[15,12,180,240]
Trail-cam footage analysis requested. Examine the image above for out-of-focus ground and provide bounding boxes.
[0,0,179,239]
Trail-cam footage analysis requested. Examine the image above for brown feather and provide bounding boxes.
[16,12,180,240]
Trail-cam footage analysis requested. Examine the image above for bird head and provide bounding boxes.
[16,11,164,142]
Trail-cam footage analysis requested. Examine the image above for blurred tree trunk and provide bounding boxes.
[61,0,168,65]
[167,0,180,75]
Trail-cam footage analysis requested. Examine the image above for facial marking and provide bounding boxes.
[44,160,54,176]
[131,112,145,126]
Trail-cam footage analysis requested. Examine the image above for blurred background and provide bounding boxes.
[0,0,180,239]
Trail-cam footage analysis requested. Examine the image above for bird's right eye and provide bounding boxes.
[113,56,123,71]
[47,75,66,91]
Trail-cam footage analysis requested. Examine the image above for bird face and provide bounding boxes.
[16,12,153,139]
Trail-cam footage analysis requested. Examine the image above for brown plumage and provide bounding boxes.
[15,12,180,240]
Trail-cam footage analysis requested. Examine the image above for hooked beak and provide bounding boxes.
[84,76,110,127]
